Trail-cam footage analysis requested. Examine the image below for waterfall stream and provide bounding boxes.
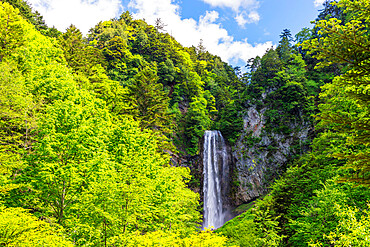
[202,130,229,229]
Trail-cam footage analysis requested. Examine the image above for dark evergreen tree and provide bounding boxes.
[276,29,293,63]
[124,66,174,141]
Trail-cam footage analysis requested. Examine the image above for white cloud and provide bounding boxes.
[247,11,260,23]
[314,0,326,7]
[27,0,272,68]
[128,0,272,68]
[201,0,260,26]
[28,0,123,34]
[235,13,248,27]
[218,40,273,65]
[235,11,260,27]
[201,0,258,12]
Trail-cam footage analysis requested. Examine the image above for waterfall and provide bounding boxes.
[202,130,229,229]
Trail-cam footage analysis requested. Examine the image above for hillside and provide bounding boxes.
[1,0,369,246]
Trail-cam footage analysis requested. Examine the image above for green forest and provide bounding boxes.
[0,0,369,246]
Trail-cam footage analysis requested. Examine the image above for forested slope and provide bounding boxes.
[218,0,370,246]
[0,1,235,245]
[1,0,369,246]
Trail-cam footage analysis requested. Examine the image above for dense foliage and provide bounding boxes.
[1,0,369,246]
[218,0,370,246]
[0,1,236,245]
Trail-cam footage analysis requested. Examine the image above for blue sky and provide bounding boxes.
[178,0,319,44]
[28,0,326,69]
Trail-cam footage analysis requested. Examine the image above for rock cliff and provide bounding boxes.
[232,105,312,204]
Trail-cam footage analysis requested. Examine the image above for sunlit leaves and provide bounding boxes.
[301,0,370,184]
[0,2,25,62]
[29,92,111,224]
[124,229,232,247]
[0,206,73,246]
[0,2,240,246]
[73,118,201,245]
[0,61,34,195]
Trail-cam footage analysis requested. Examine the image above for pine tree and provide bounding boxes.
[276,29,293,63]
[124,66,174,150]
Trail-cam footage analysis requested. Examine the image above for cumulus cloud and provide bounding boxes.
[314,0,326,7]
[27,0,272,68]
[27,0,123,34]
[201,0,260,27]
[128,0,272,67]
[247,11,260,23]
[201,0,258,12]
[235,11,260,27]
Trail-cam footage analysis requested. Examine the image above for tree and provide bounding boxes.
[5,11,77,104]
[185,96,211,155]
[251,48,282,89]
[316,0,344,22]
[0,62,36,195]
[125,229,230,247]
[132,29,149,55]
[104,35,145,84]
[0,206,73,246]
[88,20,128,49]
[119,10,133,25]
[25,92,111,225]
[158,58,176,87]
[301,0,370,185]
[321,204,370,246]
[0,4,246,246]
[125,66,174,138]
[59,25,106,74]
[155,18,167,32]
[0,2,25,62]
[2,0,48,32]
[289,181,348,246]
[71,119,201,245]
[196,39,209,61]
[276,29,293,63]
[214,101,242,145]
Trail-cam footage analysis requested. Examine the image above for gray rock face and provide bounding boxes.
[232,106,311,204]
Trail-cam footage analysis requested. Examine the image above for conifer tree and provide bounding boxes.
[277,29,293,64]
[58,25,106,74]
[124,66,174,150]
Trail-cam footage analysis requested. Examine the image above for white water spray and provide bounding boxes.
[202,130,229,229]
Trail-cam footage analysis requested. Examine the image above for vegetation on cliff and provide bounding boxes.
[218,0,370,246]
[0,0,369,246]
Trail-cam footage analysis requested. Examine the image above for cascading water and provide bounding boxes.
[202,130,229,229]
